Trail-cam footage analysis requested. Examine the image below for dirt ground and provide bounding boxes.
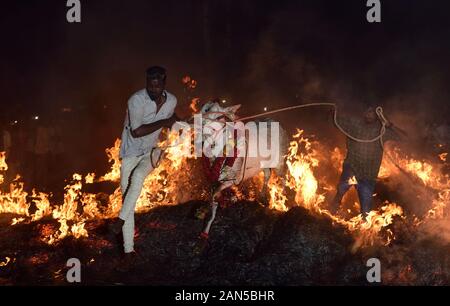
[0,198,448,286]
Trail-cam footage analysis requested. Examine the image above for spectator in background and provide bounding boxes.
[33,116,54,191]
[1,122,12,155]
[18,118,34,187]
[0,121,12,182]
[49,116,66,189]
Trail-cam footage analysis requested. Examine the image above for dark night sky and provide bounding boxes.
[2,1,450,109]
[1,0,449,171]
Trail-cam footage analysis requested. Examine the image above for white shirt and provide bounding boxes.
[120,89,177,158]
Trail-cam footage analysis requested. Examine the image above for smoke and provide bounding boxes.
[236,1,450,244]
[419,215,450,243]
[238,0,450,133]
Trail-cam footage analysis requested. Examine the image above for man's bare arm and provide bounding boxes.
[131,114,178,138]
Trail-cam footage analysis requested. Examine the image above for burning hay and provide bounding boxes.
[0,120,448,285]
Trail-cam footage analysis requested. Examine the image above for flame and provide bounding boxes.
[95,129,195,218]
[0,178,30,216]
[0,257,11,267]
[135,129,193,212]
[348,176,358,185]
[182,75,197,90]
[31,190,52,221]
[331,147,345,171]
[380,146,449,225]
[190,98,201,113]
[44,174,89,244]
[329,203,405,253]
[0,152,8,171]
[268,174,288,212]
[85,173,95,184]
[274,130,401,250]
[0,78,201,243]
[99,139,121,182]
[285,130,325,210]
[381,147,439,185]
[0,106,448,252]
[11,217,25,225]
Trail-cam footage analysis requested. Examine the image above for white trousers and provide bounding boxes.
[119,151,154,253]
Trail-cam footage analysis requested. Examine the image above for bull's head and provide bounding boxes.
[195,101,241,159]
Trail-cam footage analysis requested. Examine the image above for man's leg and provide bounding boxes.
[120,153,153,253]
[356,179,376,216]
[119,156,140,219]
[122,210,135,253]
[110,155,139,235]
[330,163,354,213]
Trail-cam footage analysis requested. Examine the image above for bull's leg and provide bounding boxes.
[202,201,218,237]
[195,181,234,255]
[200,181,234,237]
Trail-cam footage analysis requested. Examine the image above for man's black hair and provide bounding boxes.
[146,66,167,82]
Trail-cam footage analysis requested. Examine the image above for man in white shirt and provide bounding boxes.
[111,66,178,271]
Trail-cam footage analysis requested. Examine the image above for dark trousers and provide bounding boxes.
[333,162,376,215]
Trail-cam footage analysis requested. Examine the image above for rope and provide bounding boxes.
[155,103,391,187]
[238,103,388,144]
[200,103,389,144]
[150,147,164,169]
[227,103,389,186]
[235,103,425,189]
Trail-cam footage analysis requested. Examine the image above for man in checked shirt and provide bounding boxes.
[330,105,408,216]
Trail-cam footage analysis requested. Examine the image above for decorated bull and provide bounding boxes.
[193,101,289,251]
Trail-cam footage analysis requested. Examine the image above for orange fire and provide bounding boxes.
[190,98,201,113]
[0,177,30,217]
[268,174,288,212]
[0,117,448,252]
[348,176,358,185]
[0,257,13,267]
[99,139,121,182]
[0,152,7,185]
[380,146,449,224]
[285,130,325,210]
[265,130,448,251]
[0,152,8,171]
[182,75,197,90]
[30,190,52,222]
[264,130,403,250]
